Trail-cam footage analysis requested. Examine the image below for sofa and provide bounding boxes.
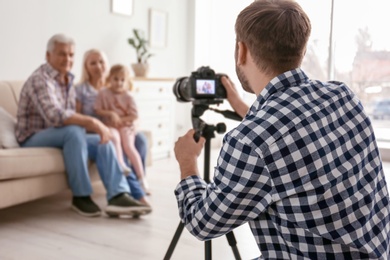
[0,81,152,210]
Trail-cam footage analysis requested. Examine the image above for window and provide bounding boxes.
[194,1,390,143]
[299,0,390,142]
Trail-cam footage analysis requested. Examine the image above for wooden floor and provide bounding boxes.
[1,148,389,260]
[0,148,260,260]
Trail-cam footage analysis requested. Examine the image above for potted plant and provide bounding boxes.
[128,29,153,77]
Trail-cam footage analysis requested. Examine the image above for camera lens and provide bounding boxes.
[173,77,193,102]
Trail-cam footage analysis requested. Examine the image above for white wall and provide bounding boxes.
[175,0,256,144]
[194,0,253,78]
[0,0,192,81]
[192,0,254,145]
[0,0,254,142]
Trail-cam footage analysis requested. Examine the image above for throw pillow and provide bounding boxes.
[0,107,20,148]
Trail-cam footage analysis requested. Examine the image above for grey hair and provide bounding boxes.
[46,34,75,53]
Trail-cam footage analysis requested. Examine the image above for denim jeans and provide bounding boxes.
[21,125,130,201]
[134,132,148,173]
[123,132,148,199]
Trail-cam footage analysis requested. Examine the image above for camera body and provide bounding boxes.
[173,66,227,103]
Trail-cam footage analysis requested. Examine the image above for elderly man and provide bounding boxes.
[16,34,151,217]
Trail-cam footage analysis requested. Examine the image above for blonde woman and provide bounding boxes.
[74,49,151,203]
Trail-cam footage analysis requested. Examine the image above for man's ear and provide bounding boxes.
[236,41,247,66]
[46,51,50,62]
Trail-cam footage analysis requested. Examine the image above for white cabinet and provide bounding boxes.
[132,78,176,161]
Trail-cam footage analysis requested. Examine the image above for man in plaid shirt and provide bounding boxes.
[174,1,390,259]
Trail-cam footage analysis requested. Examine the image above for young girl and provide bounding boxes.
[94,64,150,194]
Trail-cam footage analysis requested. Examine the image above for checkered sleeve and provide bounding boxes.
[176,68,390,258]
[30,76,74,126]
[175,132,274,241]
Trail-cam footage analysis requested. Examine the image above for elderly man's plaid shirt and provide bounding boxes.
[175,69,390,259]
[16,63,75,143]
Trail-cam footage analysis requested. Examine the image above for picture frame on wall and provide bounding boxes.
[149,9,168,48]
[111,0,133,17]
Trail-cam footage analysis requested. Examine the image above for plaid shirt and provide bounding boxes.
[16,63,75,143]
[175,69,390,259]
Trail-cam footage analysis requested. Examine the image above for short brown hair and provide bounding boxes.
[235,0,311,75]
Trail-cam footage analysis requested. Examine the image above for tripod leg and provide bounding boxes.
[205,240,212,260]
[226,231,242,260]
[164,222,185,260]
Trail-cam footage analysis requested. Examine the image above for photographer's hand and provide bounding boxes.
[174,129,205,180]
[221,76,249,118]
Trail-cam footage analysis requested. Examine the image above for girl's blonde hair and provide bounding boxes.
[79,49,109,84]
[106,64,134,91]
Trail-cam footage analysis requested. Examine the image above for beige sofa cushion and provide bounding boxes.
[0,173,68,209]
[0,148,65,181]
[0,81,20,117]
[0,107,19,148]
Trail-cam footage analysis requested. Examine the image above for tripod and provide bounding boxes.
[164,102,242,260]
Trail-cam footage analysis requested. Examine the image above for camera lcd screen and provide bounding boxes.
[196,79,215,95]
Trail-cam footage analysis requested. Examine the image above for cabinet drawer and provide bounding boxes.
[132,83,173,98]
[131,79,175,161]
[152,136,174,151]
[137,101,172,118]
[141,118,172,132]
[153,149,172,160]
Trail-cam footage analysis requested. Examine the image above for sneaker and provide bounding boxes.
[71,196,102,217]
[105,193,152,217]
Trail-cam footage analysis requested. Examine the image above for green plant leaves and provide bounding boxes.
[128,29,153,64]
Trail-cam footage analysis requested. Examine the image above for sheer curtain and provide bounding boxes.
[194,1,390,140]
[299,0,390,141]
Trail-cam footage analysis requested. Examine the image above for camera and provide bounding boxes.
[173,66,227,103]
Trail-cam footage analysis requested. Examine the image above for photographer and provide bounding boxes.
[174,1,390,259]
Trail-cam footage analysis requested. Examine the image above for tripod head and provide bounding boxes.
[191,99,242,142]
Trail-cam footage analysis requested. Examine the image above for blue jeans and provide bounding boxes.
[122,132,148,199]
[21,125,131,201]
[134,132,148,173]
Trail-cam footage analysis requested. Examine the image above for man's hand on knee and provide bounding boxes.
[91,119,112,144]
